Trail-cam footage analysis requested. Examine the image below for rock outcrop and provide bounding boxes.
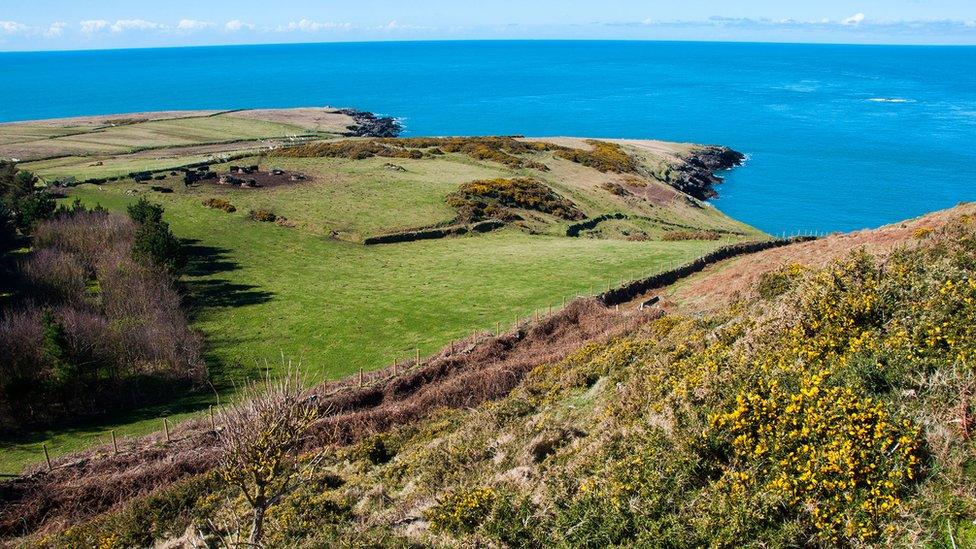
[339,109,402,138]
[658,146,745,200]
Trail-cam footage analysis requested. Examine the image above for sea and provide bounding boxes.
[1,40,974,235]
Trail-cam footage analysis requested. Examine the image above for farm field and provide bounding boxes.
[0,110,765,473]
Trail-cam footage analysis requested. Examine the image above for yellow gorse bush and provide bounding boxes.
[711,370,921,543]
[426,486,498,534]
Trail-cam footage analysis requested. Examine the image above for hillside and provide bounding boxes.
[0,109,764,477]
[3,203,973,547]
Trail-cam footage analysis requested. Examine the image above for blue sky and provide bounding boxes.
[1,0,975,51]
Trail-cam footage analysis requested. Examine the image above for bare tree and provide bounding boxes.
[215,369,319,546]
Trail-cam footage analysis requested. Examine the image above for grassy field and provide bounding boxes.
[0,114,764,474]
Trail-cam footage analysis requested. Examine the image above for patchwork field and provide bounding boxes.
[0,109,765,474]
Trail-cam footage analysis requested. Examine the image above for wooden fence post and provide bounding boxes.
[111,430,119,455]
[359,367,364,388]
[415,348,420,367]
[209,405,216,431]
[496,321,500,336]
[163,418,171,443]
[43,444,52,471]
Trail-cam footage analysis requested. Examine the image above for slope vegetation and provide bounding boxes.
[5,204,974,547]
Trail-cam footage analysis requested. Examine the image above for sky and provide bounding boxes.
[1,0,975,51]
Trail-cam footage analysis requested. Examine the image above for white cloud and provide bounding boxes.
[80,20,109,34]
[44,21,67,38]
[111,19,163,33]
[176,19,213,32]
[966,20,976,28]
[279,19,352,32]
[0,21,28,34]
[842,13,866,26]
[225,19,255,32]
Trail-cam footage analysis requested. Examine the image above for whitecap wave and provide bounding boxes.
[867,97,915,104]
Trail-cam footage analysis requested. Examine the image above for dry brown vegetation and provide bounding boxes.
[0,210,204,433]
[661,230,722,241]
[269,136,568,171]
[0,299,646,539]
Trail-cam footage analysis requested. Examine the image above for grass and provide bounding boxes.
[0,183,735,474]
[0,117,763,474]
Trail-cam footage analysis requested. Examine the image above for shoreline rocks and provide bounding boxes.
[339,109,402,138]
[660,146,745,201]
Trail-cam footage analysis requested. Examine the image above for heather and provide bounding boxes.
[0,207,204,432]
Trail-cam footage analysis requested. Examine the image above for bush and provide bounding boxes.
[14,191,57,230]
[426,487,498,534]
[661,230,722,241]
[271,137,564,171]
[0,211,203,431]
[202,197,237,213]
[555,140,637,173]
[247,209,278,223]
[0,202,16,250]
[127,197,164,225]
[447,178,585,223]
[133,219,186,273]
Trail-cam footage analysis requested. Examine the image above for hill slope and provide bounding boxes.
[0,110,764,477]
[5,204,974,547]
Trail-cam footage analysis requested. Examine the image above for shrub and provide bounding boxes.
[216,370,319,545]
[0,202,16,250]
[354,434,394,465]
[0,211,203,431]
[127,197,164,225]
[202,197,237,213]
[271,137,564,171]
[426,487,498,534]
[600,181,628,196]
[133,219,186,273]
[555,140,637,173]
[661,230,721,241]
[756,262,805,299]
[14,191,57,230]
[447,178,585,223]
[247,209,278,223]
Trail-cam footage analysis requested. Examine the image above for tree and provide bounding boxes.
[132,219,186,273]
[0,202,15,251]
[127,197,164,225]
[215,370,320,545]
[15,191,57,231]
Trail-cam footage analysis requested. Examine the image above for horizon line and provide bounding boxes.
[2,36,976,55]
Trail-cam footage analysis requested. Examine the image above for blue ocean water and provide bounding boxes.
[1,40,974,235]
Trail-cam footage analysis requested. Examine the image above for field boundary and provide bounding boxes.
[598,236,817,306]
[362,219,506,245]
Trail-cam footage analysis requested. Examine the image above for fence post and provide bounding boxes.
[111,430,119,455]
[359,367,364,388]
[43,444,52,471]
[415,348,420,367]
[209,405,216,431]
[496,321,500,336]
[163,418,171,443]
